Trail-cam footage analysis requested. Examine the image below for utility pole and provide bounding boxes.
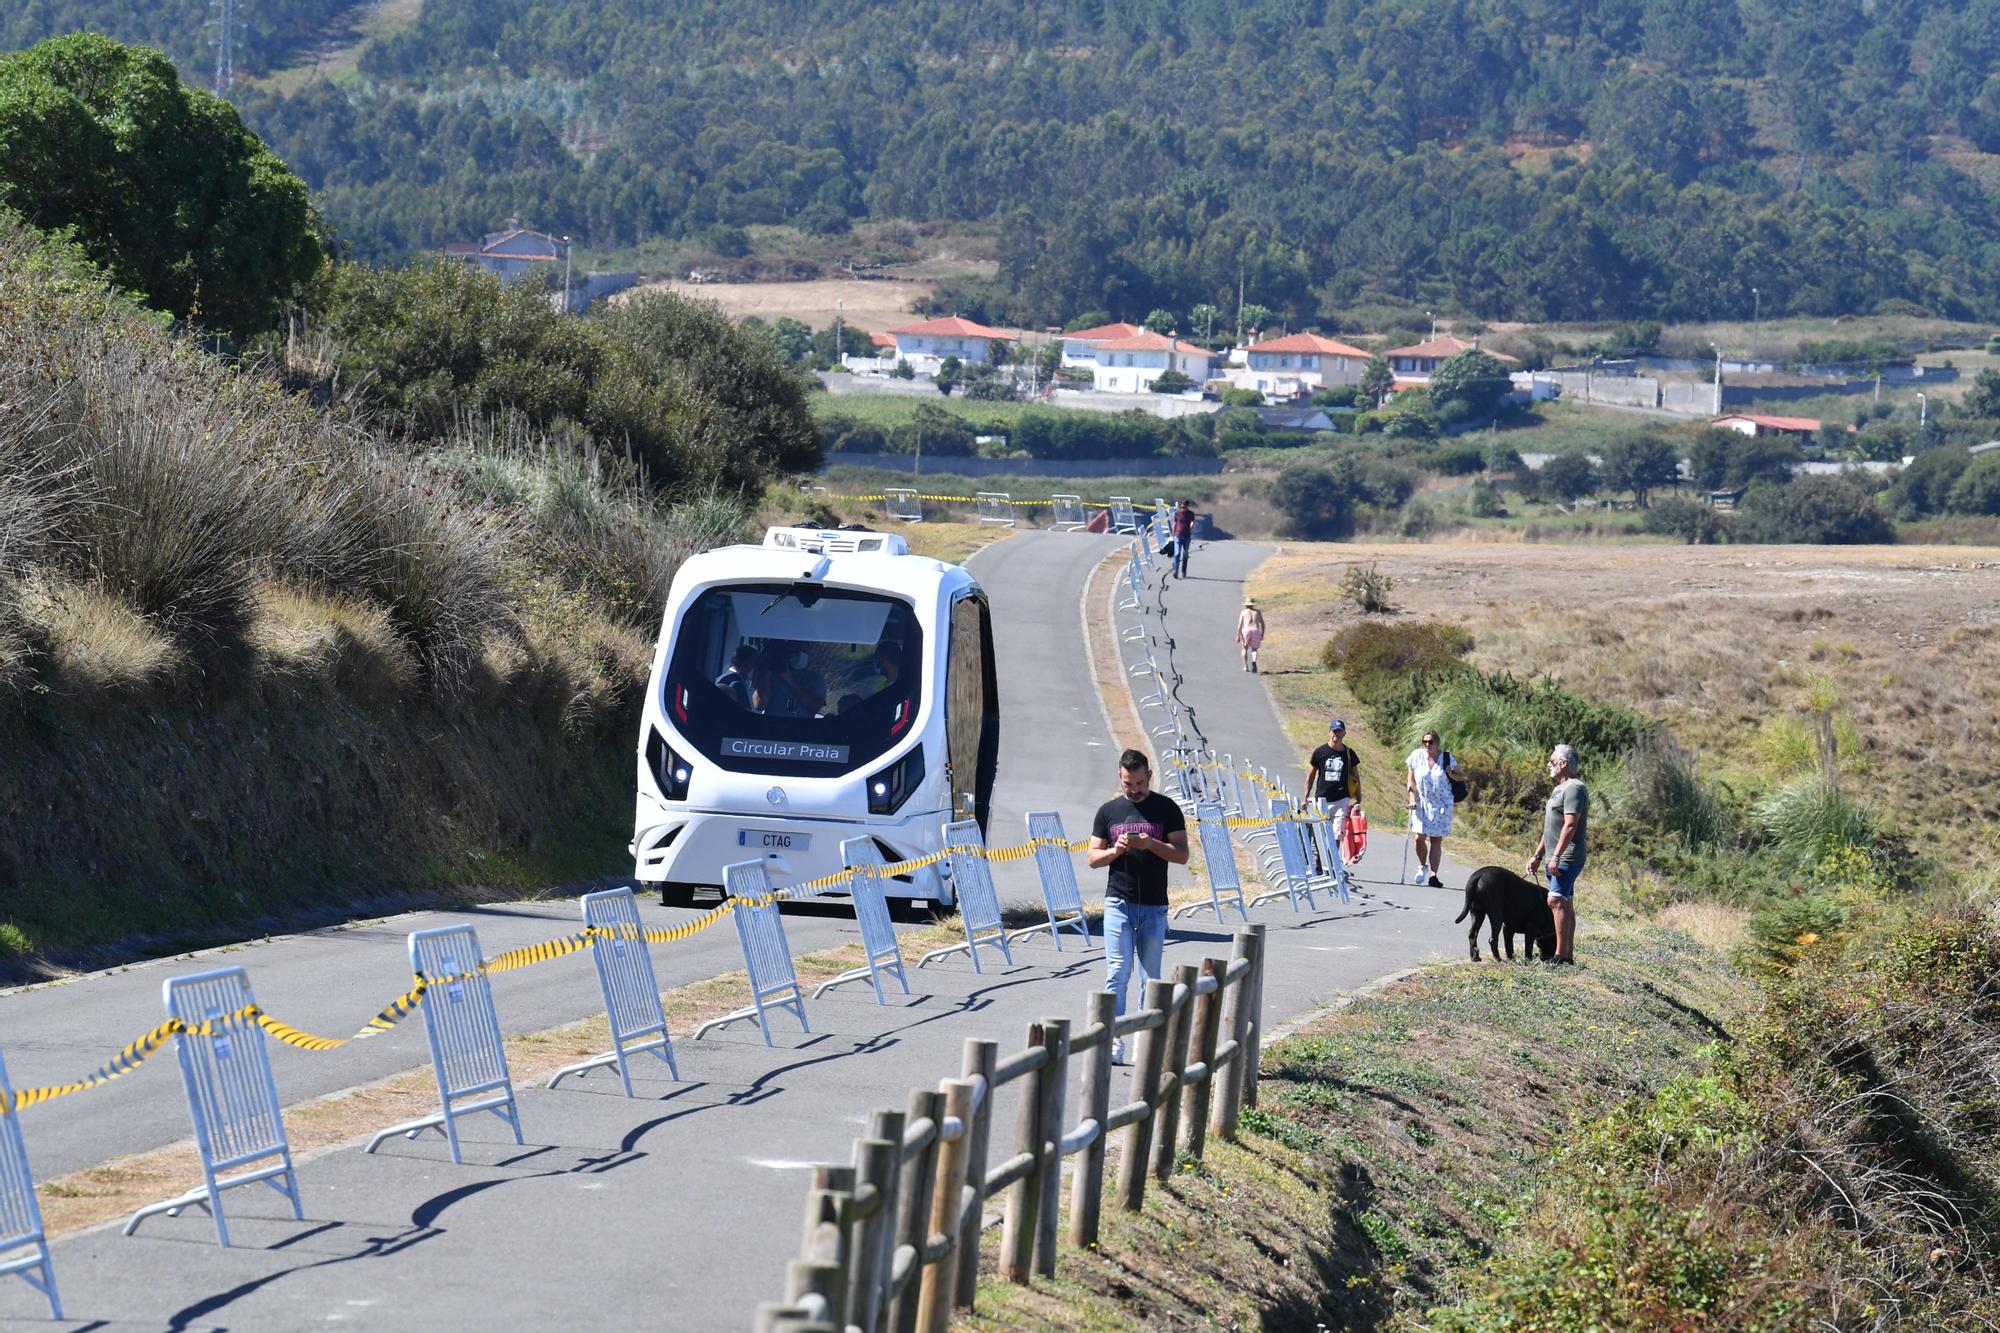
[561,235,572,314]
[1917,391,1927,445]
[1235,264,1245,344]
[1710,343,1723,415]
[210,0,240,95]
[1427,309,1436,340]
[834,298,844,372]
[1751,286,1760,358]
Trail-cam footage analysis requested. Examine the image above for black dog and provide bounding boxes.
[1455,866,1556,962]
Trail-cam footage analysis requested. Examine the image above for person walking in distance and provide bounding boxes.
[1087,749,1190,1064]
[1403,730,1464,889]
[1304,719,1362,867]
[1171,499,1195,579]
[1527,743,1587,965]
[1236,598,1265,673]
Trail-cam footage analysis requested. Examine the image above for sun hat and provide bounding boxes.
[1243,598,1256,607]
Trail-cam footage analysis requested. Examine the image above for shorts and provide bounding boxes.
[1241,629,1263,649]
[1546,863,1582,901]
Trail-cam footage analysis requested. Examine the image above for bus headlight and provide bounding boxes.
[646,727,693,801]
[867,748,925,815]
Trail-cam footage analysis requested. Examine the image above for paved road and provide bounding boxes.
[4,531,1472,1330]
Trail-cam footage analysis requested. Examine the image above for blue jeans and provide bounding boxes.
[1172,537,1191,578]
[1104,898,1168,1020]
[1546,862,1583,900]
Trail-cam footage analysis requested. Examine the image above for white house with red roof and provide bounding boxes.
[1079,332,1217,393]
[884,316,1016,372]
[1059,321,1147,368]
[443,220,569,285]
[1385,335,1519,383]
[1240,332,1373,396]
[1711,413,1839,439]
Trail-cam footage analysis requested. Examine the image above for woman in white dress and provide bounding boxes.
[1404,730,1464,889]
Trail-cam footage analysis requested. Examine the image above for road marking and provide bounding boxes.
[750,1158,823,1171]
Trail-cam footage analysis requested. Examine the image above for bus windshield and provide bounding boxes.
[664,582,923,775]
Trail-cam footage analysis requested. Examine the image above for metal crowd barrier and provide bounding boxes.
[1049,494,1087,530]
[126,968,304,1246]
[695,862,810,1045]
[1172,804,1250,924]
[0,1052,59,1317]
[548,888,681,1096]
[1108,496,1139,534]
[813,838,912,1002]
[919,821,1013,972]
[1247,799,1331,913]
[973,492,1016,527]
[1305,800,1355,906]
[367,925,524,1165]
[1013,813,1093,950]
[885,488,924,523]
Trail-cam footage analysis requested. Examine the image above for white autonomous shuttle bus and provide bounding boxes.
[631,526,999,910]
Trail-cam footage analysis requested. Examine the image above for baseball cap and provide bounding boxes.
[1328,719,1346,731]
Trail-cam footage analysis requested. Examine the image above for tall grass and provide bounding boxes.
[1753,776,1873,865]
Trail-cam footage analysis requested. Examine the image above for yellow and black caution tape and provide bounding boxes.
[2,822,1252,1112]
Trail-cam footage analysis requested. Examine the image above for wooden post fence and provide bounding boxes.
[752,925,1266,1330]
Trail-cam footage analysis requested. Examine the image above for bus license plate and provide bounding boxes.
[739,829,809,851]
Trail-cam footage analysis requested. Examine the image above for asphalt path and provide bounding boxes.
[3,530,1473,1330]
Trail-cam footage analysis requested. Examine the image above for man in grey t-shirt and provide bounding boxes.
[1526,743,1587,965]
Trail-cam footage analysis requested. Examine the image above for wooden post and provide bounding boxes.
[1032,1017,1070,1278]
[1182,957,1225,1160]
[795,1185,848,1321]
[916,1078,976,1332]
[890,1088,944,1333]
[1243,923,1267,1108]
[1213,930,1255,1142]
[847,1128,901,1333]
[1151,965,1198,1181]
[1068,991,1115,1249]
[1115,977,1175,1212]
[804,1166,854,1253]
[953,1038,997,1309]
[999,1022,1044,1283]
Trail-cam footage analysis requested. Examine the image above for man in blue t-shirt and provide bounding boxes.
[1088,749,1189,1064]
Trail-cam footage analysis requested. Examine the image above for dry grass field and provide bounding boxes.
[1246,541,2000,865]
[620,277,936,332]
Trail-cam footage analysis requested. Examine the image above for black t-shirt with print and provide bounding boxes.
[1091,791,1188,907]
[1309,743,1359,802]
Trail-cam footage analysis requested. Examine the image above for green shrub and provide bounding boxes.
[1946,451,2000,515]
[1752,776,1871,865]
[1426,441,1486,475]
[1338,562,1396,613]
[1642,495,1729,544]
[1734,474,1893,544]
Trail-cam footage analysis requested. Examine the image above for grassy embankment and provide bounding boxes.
[964,540,1999,1329]
[0,222,747,975]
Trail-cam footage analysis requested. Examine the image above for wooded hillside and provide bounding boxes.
[9,0,2000,325]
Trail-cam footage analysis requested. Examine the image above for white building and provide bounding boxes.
[1058,321,1147,368]
[1240,333,1372,397]
[443,221,569,285]
[883,316,1016,373]
[1385,335,1518,385]
[1078,332,1217,393]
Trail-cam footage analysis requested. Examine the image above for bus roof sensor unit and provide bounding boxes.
[763,527,909,556]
